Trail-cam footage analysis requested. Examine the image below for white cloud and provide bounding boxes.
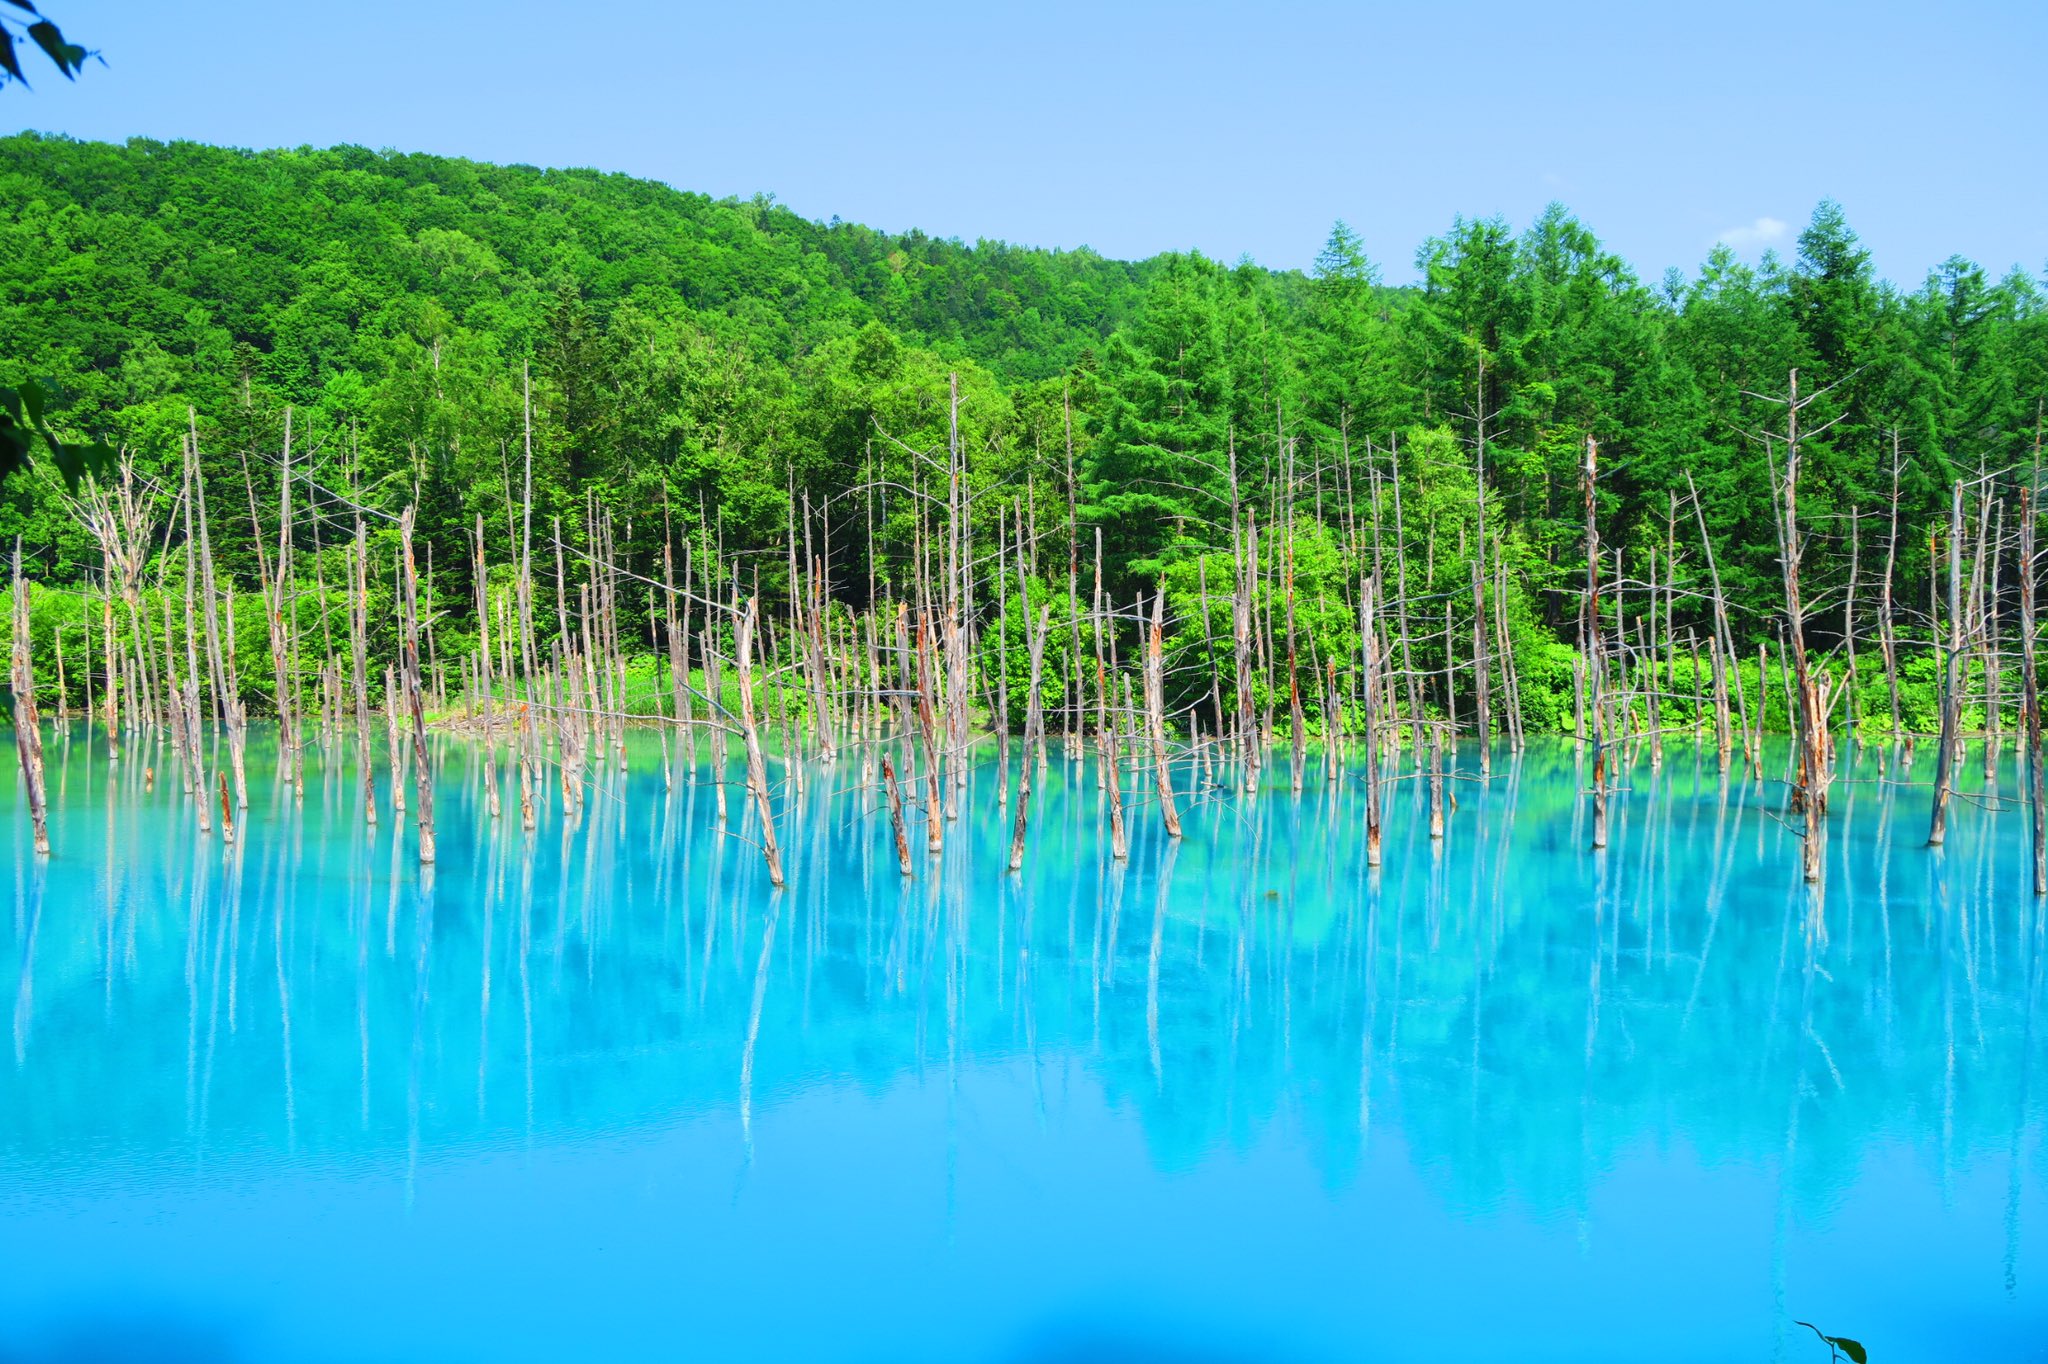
[1716,216,1789,250]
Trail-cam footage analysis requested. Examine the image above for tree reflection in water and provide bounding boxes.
[2,726,2042,1362]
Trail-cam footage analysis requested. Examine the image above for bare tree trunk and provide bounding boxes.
[734,596,785,888]
[1471,557,1491,777]
[1646,548,1664,771]
[256,409,301,792]
[1984,497,2005,783]
[1764,370,1831,883]
[1361,570,1384,866]
[1387,440,1424,763]
[882,752,913,877]
[1144,589,1181,838]
[10,542,49,855]
[1685,474,1750,776]
[179,456,211,834]
[1285,485,1306,795]
[516,369,543,822]
[398,507,436,864]
[188,413,247,812]
[2019,484,2044,894]
[1844,504,1860,748]
[474,515,501,821]
[995,505,1011,808]
[1584,437,1609,850]
[704,623,728,824]
[1493,550,1523,752]
[1930,481,1966,847]
[349,521,377,827]
[1428,722,1445,839]
[385,664,406,816]
[1099,654,1128,860]
[51,619,66,723]
[1065,384,1082,761]
[101,568,121,764]
[1008,598,1050,870]
[1880,434,1905,744]
[914,614,944,855]
[1236,509,1259,794]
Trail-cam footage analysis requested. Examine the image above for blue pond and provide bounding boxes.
[1,728,2044,1363]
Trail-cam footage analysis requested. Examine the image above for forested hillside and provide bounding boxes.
[3,130,2045,730]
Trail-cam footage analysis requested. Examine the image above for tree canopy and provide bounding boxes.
[2,132,2043,654]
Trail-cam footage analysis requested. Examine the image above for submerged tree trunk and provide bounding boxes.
[398,508,437,864]
[1144,590,1181,839]
[1585,437,1608,851]
[10,542,49,855]
[1930,481,1966,848]
[2020,486,2044,895]
[882,753,913,877]
[1361,570,1384,867]
[1767,370,1832,884]
[734,596,785,888]
[1009,605,1051,873]
[350,521,377,828]
[473,516,501,822]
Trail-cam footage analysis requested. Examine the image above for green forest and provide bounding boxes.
[3,130,2045,736]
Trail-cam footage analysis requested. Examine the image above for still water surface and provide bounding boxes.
[2,729,2044,1362]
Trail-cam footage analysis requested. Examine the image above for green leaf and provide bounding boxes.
[1795,1322,1869,1364]
[0,422,34,485]
[0,383,110,494]
[2,1,43,15]
[46,435,114,494]
[25,20,80,77]
[0,28,26,84]
[14,377,45,424]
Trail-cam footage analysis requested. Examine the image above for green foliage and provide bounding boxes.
[1795,1321,1869,1363]
[4,135,2044,738]
[1091,253,1236,581]
[0,1,96,91]
[0,378,112,492]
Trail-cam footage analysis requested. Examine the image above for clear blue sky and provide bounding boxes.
[12,0,2045,286]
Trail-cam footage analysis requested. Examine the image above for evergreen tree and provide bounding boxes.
[1086,253,1234,584]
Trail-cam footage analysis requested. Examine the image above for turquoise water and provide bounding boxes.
[2,727,2044,1363]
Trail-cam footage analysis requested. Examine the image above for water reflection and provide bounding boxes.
[2,728,2044,1361]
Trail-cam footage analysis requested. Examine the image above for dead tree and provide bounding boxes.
[1929,480,1966,848]
[2019,483,2044,895]
[1754,369,1843,884]
[473,515,501,821]
[1144,588,1182,838]
[1585,436,1609,851]
[882,752,913,876]
[349,520,377,827]
[733,595,785,888]
[1010,604,1051,872]
[1879,434,1906,743]
[10,541,49,855]
[398,507,436,864]
[1360,570,1384,866]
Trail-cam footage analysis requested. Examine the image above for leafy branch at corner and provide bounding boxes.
[0,381,112,494]
[0,0,97,89]
[1795,1321,1868,1364]
[0,3,107,494]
